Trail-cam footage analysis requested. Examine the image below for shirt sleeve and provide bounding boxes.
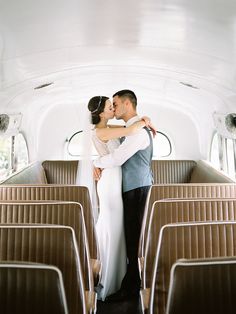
[93,129,150,168]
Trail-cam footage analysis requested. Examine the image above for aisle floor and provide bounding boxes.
[97,296,142,314]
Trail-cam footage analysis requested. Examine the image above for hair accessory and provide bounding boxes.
[91,96,102,114]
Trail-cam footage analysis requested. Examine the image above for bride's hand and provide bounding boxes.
[141,116,157,137]
[93,166,102,180]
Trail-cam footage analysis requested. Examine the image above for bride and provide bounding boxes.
[87,95,155,301]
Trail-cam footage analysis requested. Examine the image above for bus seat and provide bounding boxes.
[0,262,68,314]
[42,160,78,184]
[151,160,235,184]
[190,160,235,183]
[0,225,89,314]
[151,160,196,184]
[166,257,236,314]
[146,221,236,314]
[1,162,47,184]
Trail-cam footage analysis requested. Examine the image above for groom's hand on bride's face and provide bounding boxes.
[93,167,102,181]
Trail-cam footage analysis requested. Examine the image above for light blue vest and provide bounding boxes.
[122,127,153,192]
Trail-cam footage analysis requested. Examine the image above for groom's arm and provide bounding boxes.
[93,129,150,168]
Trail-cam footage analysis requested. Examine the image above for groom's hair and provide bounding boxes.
[113,89,137,109]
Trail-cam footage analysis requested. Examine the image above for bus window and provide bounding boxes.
[226,138,235,178]
[210,132,236,179]
[67,130,172,159]
[14,133,29,171]
[67,131,98,158]
[0,137,11,180]
[153,131,172,159]
[210,132,220,170]
[0,133,28,181]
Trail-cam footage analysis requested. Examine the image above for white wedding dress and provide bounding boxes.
[92,129,127,301]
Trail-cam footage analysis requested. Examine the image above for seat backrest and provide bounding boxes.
[151,160,196,184]
[148,221,236,314]
[190,160,236,183]
[42,160,79,184]
[44,159,195,185]
[166,257,236,314]
[139,183,236,262]
[0,262,68,314]
[0,225,87,314]
[0,162,48,184]
[142,198,236,290]
[0,201,93,291]
[0,185,99,263]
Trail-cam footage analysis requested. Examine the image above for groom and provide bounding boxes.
[93,89,154,301]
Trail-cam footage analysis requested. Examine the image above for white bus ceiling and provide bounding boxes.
[0,0,236,160]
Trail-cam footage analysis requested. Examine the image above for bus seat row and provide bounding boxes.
[0,201,93,290]
[1,159,235,185]
[145,221,236,314]
[139,186,236,313]
[139,183,236,263]
[0,184,100,278]
[0,185,100,313]
[0,160,235,313]
[142,198,236,291]
[1,187,235,313]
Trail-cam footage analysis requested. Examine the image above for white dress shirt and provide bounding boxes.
[93,115,150,168]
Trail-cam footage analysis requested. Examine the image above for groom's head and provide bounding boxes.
[112,89,137,122]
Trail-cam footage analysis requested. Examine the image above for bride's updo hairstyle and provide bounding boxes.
[88,96,109,125]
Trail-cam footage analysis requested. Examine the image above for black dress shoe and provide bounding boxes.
[105,288,139,302]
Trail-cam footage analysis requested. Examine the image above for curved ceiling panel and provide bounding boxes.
[0,0,235,118]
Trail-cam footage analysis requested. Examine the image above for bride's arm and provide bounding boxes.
[96,120,146,141]
[97,117,157,141]
[107,124,125,128]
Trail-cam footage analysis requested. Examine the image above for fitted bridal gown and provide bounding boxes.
[92,129,127,301]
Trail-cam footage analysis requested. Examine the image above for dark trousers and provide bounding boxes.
[121,185,151,291]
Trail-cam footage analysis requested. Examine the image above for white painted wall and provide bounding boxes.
[0,0,236,162]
